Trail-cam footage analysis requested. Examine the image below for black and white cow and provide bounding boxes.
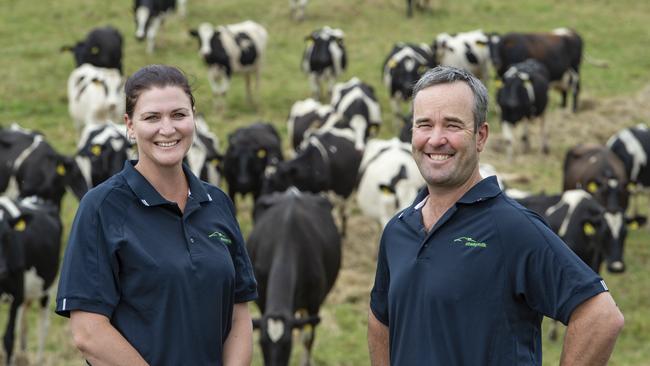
[0,124,88,209]
[607,123,650,190]
[497,59,551,159]
[382,42,435,125]
[67,63,125,129]
[490,28,583,112]
[433,30,493,84]
[75,122,132,189]
[302,27,347,101]
[357,138,424,228]
[249,189,340,366]
[186,115,222,186]
[406,0,431,17]
[134,0,186,53]
[286,98,335,151]
[0,196,62,365]
[563,144,636,273]
[190,21,268,107]
[61,26,123,73]
[289,0,309,21]
[327,78,382,151]
[222,123,283,206]
[514,189,626,340]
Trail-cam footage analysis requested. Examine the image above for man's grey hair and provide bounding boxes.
[411,65,489,132]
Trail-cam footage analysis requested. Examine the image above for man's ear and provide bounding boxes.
[476,122,489,152]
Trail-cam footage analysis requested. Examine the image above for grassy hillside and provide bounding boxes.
[1,0,650,364]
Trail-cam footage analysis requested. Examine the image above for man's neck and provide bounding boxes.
[421,173,483,231]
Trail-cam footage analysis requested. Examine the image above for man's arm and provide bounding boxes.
[368,309,389,366]
[560,292,624,366]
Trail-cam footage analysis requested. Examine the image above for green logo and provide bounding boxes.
[453,236,487,248]
[209,231,232,245]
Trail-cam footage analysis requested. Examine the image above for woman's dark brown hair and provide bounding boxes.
[124,64,195,118]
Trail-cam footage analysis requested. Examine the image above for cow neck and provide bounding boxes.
[264,238,299,315]
[308,136,332,186]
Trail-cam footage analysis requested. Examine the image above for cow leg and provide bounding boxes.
[308,73,320,100]
[501,121,515,162]
[35,295,51,365]
[391,97,402,133]
[521,119,531,153]
[208,68,229,112]
[245,73,254,107]
[146,17,163,54]
[539,115,549,154]
[299,324,316,366]
[4,298,23,366]
[176,0,187,17]
[572,73,581,113]
[349,116,367,151]
[548,319,559,341]
[18,302,28,354]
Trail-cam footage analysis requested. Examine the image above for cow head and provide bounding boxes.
[0,198,31,280]
[253,311,321,366]
[263,137,330,196]
[304,27,346,73]
[223,124,283,201]
[497,70,535,123]
[76,124,132,188]
[134,2,152,41]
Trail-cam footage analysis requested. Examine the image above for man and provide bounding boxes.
[367,66,624,365]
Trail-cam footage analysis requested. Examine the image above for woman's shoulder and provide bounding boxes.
[79,173,133,211]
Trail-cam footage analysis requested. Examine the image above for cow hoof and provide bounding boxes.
[608,261,625,273]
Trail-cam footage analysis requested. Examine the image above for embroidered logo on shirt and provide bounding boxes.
[209,230,232,245]
[453,236,487,248]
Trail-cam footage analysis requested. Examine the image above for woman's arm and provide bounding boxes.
[70,311,149,366]
[223,303,254,366]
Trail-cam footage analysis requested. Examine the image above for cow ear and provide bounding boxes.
[189,29,199,38]
[626,215,647,230]
[583,222,596,236]
[10,213,33,232]
[379,184,395,195]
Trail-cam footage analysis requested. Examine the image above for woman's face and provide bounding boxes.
[125,86,194,171]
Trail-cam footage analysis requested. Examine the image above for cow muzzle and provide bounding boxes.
[607,260,625,273]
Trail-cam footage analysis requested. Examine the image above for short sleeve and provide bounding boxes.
[55,193,120,318]
[511,213,607,325]
[224,196,258,303]
[370,226,390,326]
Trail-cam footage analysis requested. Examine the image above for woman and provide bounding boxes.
[56,65,257,365]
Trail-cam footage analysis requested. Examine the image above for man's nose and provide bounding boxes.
[427,126,449,146]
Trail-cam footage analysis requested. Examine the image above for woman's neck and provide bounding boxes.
[135,161,189,212]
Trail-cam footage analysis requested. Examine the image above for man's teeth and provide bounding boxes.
[156,141,178,147]
[427,153,451,161]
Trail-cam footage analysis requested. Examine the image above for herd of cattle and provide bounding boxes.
[0,0,648,364]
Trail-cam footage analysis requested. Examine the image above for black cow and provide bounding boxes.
[189,21,268,107]
[382,42,435,126]
[328,78,382,151]
[249,189,341,366]
[497,59,551,158]
[607,123,650,189]
[490,28,583,112]
[222,123,283,206]
[61,26,123,73]
[286,98,335,151]
[134,0,184,53]
[75,122,132,189]
[301,26,347,101]
[0,125,88,209]
[0,197,62,365]
[563,144,636,273]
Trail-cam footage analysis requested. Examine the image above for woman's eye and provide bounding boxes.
[173,113,186,119]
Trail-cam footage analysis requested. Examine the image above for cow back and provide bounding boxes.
[606,124,650,187]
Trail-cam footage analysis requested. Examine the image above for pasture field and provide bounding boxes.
[1,0,650,364]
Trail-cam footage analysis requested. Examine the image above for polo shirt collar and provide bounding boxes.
[399,176,502,232]
[122,160,212,207]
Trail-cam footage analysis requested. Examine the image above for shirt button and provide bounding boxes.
[423,244,429,248]
[190,237,195,243]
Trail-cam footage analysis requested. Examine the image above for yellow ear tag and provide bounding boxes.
[306,39,314,46]
[257,149,267,159]
[91,46,100,55]
[495,79,503,88]
[583,222,596,236]
[388,59,397,69]
[14,219,26,232]
[304,324,313,333]
[91,145,102,156]
[524,80,532,87]
[587,182,598,193]
[381,186,392,195]
[370,125,379,135]
[628,220,639,230]
[627,182,636,191]
[56,164,66,176]
[212,158,220,166]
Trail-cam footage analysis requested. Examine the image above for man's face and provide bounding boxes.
[411,82,488,190]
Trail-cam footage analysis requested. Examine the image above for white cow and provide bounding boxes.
[357,138,424,228]
[190,21,268,108]
[434,30,493,84]
[67,64,125,130]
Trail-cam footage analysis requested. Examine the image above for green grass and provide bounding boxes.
[2,0,650,364]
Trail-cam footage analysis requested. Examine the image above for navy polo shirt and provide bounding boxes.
[56,161,257,365]
[370,176,607,365]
